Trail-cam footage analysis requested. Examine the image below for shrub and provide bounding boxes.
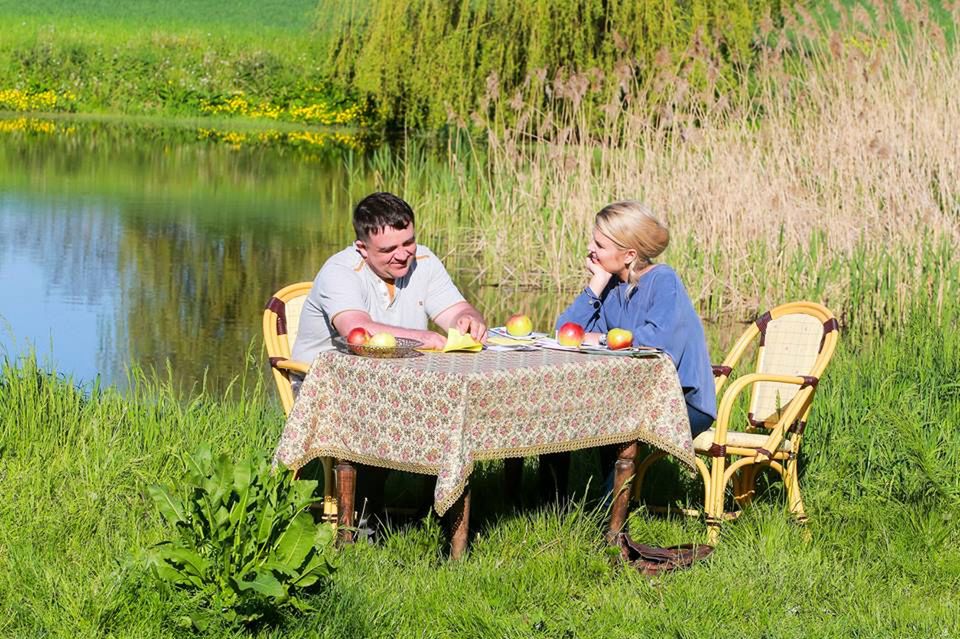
[145,447,335,629]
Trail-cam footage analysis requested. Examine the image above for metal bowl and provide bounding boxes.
[332,335,424,359]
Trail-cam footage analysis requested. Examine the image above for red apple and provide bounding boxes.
[346,327,370,346]
[557,322,585,347]
[505,313,533,336]
[606,328,633,350]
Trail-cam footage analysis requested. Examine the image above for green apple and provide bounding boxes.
[368,332,397,348]
[505,313,533,336]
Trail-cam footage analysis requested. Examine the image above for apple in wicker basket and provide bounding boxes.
[606,328,633,350]
[367,332,397,349]
[557,322,585,347]
[346,327,370,346]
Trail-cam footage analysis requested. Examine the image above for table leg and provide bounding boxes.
[336,460,356,544]
[446,487,471,560]
[607,441,638,544]
[538,452,571,504]
[504,458,523,509]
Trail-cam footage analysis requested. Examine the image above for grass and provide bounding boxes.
[1,0,318,35]
[0,0,362,127]
[2,304,959,637]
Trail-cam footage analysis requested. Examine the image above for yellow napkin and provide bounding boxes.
[419,328,484,353]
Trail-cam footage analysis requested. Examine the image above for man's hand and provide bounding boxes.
[418,330,449,351]
[455,310,488,342]
[435,301,488,343]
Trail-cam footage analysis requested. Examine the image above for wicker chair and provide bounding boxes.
[263,281,337,523]
[633,301,839,543]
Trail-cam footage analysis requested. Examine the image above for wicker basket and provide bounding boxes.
[332,335,424,359]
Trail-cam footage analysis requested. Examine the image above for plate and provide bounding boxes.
[489,326,548,340]
[535,338,660,357]
[332,335,424,359]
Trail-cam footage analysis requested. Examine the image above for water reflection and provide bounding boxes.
[0,195,121,383]
[0,120,379,393]
[0,119,574,395]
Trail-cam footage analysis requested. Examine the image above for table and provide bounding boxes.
[274,348,695,558]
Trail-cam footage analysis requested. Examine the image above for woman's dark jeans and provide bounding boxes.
[686,403,714,439]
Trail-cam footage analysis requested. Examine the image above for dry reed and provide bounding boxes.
[419,1,959,329]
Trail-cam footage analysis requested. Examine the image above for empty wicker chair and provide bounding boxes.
[634,301,839,543]
[263,281,337,523]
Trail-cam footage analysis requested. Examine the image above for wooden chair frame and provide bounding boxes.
[633,301,839,543]
[263,281,337,523]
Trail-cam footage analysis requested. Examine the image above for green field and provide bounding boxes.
[1,0,318,35]
[0,0,360,128]
[2,304,959,637]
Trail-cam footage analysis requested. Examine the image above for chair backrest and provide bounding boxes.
[715,301,839,428]
[262,282,313,415]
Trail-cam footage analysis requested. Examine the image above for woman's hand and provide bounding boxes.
[582,331,603,346]
[585,256,613,296]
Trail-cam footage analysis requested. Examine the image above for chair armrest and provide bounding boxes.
[712,364,734,394]
[713,373,817,457]
[273,359,310,375]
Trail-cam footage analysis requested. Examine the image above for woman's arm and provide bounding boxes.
[555,288,604,332]
[556,278,620,334]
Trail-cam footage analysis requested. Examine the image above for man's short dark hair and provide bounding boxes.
[353,192,415,241]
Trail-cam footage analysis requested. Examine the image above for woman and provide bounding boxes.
[556,200,716,436]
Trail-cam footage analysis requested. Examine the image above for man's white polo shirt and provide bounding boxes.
[291,244,465,364]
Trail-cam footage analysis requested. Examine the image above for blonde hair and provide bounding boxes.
[594,200,669,285]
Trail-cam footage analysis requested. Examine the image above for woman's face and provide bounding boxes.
[588,227,635,277]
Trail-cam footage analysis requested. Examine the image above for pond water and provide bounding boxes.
[0,117,562,395]
[0,118,379,393]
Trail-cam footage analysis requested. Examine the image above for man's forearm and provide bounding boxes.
[434,301,481,329]
[331,310,447,349]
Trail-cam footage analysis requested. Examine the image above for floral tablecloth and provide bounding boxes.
[274,349,694,515]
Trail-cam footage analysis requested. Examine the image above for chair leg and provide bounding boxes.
[734,465,758,510]
[538,452,570,504]
[321,457,338,525]
[706,456,725,545]
[784,457,808,524]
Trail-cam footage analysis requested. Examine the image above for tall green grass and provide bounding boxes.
[2,304,959,637]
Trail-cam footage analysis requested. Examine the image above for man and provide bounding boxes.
[291,192,488,531]
[292,191,487,364]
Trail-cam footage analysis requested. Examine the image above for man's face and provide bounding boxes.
[355,223,417,281]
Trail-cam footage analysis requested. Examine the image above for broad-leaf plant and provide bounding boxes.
[145,447,335,628]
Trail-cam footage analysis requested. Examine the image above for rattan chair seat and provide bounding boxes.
[693,429,794,453]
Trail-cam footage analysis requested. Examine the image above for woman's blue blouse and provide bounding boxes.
[556,265,717,419]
